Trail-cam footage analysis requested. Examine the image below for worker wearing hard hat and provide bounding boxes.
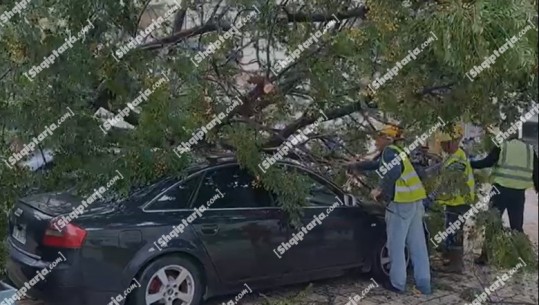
[347,125,431,295]
[471,129,538,265]
[430,124,475,273]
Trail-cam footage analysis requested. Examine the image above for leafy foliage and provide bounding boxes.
[476,209,538,271]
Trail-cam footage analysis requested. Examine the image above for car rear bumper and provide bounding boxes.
[6,240,119,305]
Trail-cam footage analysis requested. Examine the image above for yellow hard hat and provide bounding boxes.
[436,124,463,142]
[378,125,403,139]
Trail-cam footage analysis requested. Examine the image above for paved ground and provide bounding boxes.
[15,190,539,305]
[522,190,538,244]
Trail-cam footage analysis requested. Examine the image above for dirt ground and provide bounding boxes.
[16,268,539,305]
[15,191,539,305]
[205,267,538,305]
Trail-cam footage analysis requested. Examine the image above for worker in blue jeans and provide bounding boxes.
[348,125,431,294]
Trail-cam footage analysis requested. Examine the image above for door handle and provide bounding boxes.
[200,224,219,235]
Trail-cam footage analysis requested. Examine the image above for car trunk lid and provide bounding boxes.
[7,192,116,258]
[9,195,59,258]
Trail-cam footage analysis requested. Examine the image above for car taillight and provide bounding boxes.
[42,221,87,249]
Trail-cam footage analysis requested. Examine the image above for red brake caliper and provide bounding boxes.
[149,277,162,294]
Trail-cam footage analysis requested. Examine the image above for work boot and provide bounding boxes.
[474,251,488,266]
[441,250,450,266]
[439,248,464,274]
[382,281,404,294]
[440,247,451,266]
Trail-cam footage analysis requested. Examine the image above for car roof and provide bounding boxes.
[196,157,340,190]
[203,154,306,167]
[128,155,337,200]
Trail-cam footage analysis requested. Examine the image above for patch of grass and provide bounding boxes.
[260,284,313,305]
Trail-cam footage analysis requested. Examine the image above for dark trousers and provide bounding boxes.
[491,183,526,232]
[444,205,471,250]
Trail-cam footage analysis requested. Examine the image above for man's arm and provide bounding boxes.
[470,146,500,169]
[377,148,401,202]
[347,158,381,172]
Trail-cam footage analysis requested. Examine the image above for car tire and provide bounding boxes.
[371,238,410,285]
[371,238,390,285]
[128,255,205,305]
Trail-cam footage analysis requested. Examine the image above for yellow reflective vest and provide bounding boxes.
[381,145,427,203]
[437,148,476,206]
[491,139,535,189]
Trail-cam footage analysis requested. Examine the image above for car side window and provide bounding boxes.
[192,165,274,209]
[147,176,200,210]
[281,165,340,206]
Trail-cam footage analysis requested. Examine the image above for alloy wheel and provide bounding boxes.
[380,243,410,276]
[145,265,195,305]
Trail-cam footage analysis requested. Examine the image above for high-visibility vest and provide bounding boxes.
[437,148,476,206]
[381,145,427,203]
[491,139,535,189]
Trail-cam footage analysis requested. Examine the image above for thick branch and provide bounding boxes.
[420,82,455,96]
[283,6,368,22]
[138,23,232,50]
[172,9,187,33]
[264,101,363,147]
[0,68,11,82]
[139,7,367,51]
[90,6,367,130]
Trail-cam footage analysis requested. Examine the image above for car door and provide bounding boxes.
[191,164,291,284]
[276,164,365,272]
